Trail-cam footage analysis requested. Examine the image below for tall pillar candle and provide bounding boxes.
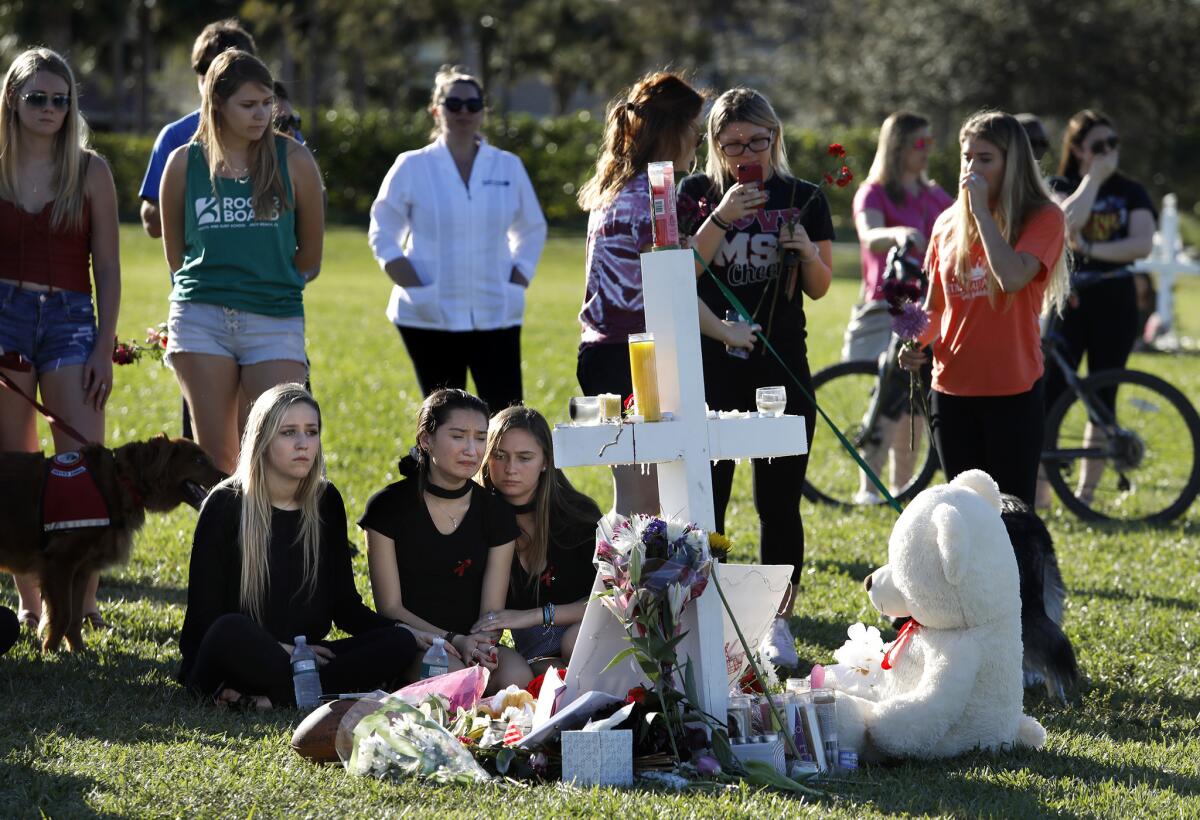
[627,332,662,422]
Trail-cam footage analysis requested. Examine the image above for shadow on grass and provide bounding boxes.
[0,762,117,819]
[1071,585,1197,612]
[100,579,187,607]
[807,557,878,583]
[1029,677,1200,745]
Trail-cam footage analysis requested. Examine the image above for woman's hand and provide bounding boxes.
[721,318,761,352]
[471,609,539,634]
[780,222,816,263]
[960,169,990,219]
[898,344,928,373]
[1087,149,1118,184]
[714,181,768,225]
[893,226,928,254]
[278,642,336,666]
[400,626,463,658]
[452,633,499,669]
[82,346,114,412]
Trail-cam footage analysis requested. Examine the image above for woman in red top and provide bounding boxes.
[0,49,121,631]
[901,111,1068,505]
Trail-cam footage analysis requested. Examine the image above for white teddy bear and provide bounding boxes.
[833,470,1046,760]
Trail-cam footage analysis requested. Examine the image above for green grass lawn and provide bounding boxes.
[2,225,1199,817]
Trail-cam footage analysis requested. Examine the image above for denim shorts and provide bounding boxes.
[165,301,306,368]
[0,282,97,373]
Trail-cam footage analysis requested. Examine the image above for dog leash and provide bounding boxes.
[692,250,903,514]
[0,353,93,448]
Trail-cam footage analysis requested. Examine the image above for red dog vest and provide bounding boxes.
[43,451,112,532]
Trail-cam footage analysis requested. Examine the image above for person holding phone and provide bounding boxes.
[369,65,546,417]
[680,87,834,670]
[1042,109,1156,504]
[575,71,754,515]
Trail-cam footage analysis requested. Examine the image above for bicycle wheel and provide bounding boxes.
[802,360,939,507]
[1043,368,1200,523]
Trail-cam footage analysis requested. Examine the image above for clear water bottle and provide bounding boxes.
[420,637,450,679]
[291,635,323,710]
[725,310,751,359]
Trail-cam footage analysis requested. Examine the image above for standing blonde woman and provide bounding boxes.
[900,111,1069,506]
[0,48,120,631]
[370,65,546,416]
[159,50,324,475]
[178,384,421,709]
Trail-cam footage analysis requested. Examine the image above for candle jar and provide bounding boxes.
[598,392,622,422]
[627,332,661,422]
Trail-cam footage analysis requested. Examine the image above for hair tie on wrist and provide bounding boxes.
[710,212,732,231]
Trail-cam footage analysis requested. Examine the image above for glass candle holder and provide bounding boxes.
[627,332,661,422]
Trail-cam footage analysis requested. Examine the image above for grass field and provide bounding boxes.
[2,225,1199,817]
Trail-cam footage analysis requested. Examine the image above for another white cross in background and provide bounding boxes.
[553,247,808,721]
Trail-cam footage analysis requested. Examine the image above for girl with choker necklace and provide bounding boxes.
[474,406,602,676]
[360,389,526,691]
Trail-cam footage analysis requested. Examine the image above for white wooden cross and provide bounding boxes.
[1130,193,1200,348]
[553,247,809,722]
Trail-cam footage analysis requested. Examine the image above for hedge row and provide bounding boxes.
[91,113,937,231]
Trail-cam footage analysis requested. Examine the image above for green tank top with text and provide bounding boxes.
[171,136,303,317]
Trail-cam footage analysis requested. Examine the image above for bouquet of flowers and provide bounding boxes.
[346,696,492,785]
[594,514,714,759]
[112,323,168,366]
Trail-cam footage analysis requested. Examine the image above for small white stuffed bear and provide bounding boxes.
[834,470,1046,760]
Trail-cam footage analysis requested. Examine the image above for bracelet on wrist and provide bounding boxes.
[444,631,457,644]
[709,212,732,231]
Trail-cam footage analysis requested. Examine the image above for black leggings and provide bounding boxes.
[183,613,417,705]
[703,339,816,586]
[931,382,1044,506]
[1043,276,1139,416]
[397,325,522,415]
[0,605,17,657]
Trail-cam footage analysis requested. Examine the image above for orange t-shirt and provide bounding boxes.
[923,204,1065,397]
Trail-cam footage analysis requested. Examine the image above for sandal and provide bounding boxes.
[83,610,109,630]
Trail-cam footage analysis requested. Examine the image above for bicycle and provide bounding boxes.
[803,267,1200,524]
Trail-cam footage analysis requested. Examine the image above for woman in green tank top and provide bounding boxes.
[159,50,325,473]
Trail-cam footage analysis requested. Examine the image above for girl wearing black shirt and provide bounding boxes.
[680,87,835,670]
[362,389,524,691]
[178,384,420,709]
[473,406,602,674]
[1045,109,1156,504]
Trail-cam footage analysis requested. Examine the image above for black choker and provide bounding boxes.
[508,499,538,514]
[424,480,473,499]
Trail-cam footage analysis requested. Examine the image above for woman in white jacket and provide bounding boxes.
[369,65,547,415]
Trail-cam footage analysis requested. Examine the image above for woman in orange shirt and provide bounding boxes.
[901,111,1068,504]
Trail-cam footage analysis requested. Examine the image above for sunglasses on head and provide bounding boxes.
[20,91,70,110]
[442,96,484,113]
[1088,135,1119,154]
[274,113,302,132]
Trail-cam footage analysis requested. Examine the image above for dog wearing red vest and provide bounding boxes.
[0,435,225,651]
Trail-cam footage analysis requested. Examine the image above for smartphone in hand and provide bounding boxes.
[736,163,764,186]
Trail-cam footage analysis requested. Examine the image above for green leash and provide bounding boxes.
[692,249,903,514]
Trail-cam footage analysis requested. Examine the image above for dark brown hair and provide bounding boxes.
[577,71,706,210]
[1057,109,1116,179]
[399,389,490,491]
[191,18,257,77]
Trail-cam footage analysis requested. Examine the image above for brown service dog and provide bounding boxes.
[0,435,224,652]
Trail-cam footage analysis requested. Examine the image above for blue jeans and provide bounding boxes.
[0,282,97,372]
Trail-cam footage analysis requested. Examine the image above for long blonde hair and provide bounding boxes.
[193,49,289,220]
[867,111,932,204]
[703,87,791,196]
[576,71,705,211]
[218,383,325,623]
[0,48,91,231]
[480,406,601,595]
[944,110,1069,314]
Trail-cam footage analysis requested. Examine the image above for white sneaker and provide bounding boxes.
[760,617,799,669]
[853,488,883,506]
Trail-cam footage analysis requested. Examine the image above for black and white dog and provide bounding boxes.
[1001,495,1079,702]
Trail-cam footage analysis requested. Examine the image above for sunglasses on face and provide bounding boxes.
[20,91,70,110]
[274,113,302,132]
[442,96,484,114]
[719,135,772,158]
[1088,135,1119,154]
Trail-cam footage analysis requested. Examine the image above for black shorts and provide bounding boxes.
[577,342,634,399]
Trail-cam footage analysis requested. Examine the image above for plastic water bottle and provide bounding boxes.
[291,635,322,710]
[420,637,450,679]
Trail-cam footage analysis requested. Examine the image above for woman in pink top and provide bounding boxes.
[845,112,953,501]
[900,111,1068,505]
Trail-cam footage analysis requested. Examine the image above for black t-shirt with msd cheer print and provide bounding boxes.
[679,172,835,349]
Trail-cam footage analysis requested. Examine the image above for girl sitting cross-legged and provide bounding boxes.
[473,406,602,676]
[362,389,527,692]
[178,384,423,710]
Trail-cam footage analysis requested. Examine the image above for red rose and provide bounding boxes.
[738,668,765,693]
[526,672,546,698]
[823,172,835,185]
[827,143,846,158]
[626,686,648,705]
